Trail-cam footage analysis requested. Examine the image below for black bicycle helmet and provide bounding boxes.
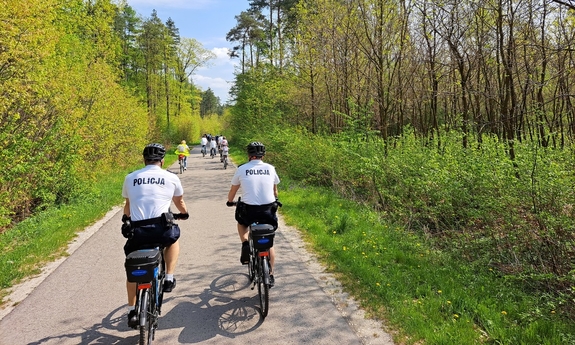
[247,142,266,157]
[142,143,166,161]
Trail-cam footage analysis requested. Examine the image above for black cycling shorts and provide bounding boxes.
[124,223,181,255]
[235,203,278,229]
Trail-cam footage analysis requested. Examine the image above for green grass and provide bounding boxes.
[278,180,575,345]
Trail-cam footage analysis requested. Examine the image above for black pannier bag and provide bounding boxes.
[250,224,276,249]
[125,249,161,283]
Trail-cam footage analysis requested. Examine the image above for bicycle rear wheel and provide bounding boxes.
[139,289,150,345]
[258,256,270,318]
[179,160,184,174]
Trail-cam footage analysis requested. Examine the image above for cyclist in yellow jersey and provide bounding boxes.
[175,140,190,170]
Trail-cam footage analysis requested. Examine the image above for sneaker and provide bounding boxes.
[240,243,250,265]
[163,278,176,293]
[269,275,275,287]
[127,309,138,329]
[184,167,187,170]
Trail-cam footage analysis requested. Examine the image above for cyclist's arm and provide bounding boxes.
[124,198,131,217]
[273,184,278,199]
[228,184,240,203]
[172,195,188,214]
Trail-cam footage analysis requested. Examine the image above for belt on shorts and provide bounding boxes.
[131,216,163,228]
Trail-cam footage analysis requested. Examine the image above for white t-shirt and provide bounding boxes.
[210,140,217,148]
[122,165,184,221]
[231,159,280,205]
[201,137,208,146]
[222,146,229,155]
[221,139,228,147]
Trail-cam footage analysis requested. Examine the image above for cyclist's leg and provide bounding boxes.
[127,281,137,305]
[183,156,187,169]
[269,247,275,274]
[163,240,179,275]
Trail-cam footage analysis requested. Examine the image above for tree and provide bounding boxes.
[175,38,216,116]
[200,88,222,117]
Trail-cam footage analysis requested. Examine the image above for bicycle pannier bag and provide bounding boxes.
[250,224,276,249]
[125,249,161,283]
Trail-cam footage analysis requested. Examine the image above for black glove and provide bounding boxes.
[174,212,189,220]
[226,201,236,207]
[121,215,133,239]
[275,199,283,208]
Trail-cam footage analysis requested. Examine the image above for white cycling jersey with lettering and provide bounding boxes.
[231,159,280,205]
[122,165,184,221]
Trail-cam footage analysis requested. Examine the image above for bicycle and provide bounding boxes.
[229,200,279,318]
[201,145,206,157]
[210,147,216,158]
[247,223,276,318]
[222,154,228,169]
[124,213,187,345]
[178,154,185,174]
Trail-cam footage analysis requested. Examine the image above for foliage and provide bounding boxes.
[279,183,575,344]
[0,0,216,228]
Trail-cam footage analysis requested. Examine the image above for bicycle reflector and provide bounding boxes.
[138,283,152,290]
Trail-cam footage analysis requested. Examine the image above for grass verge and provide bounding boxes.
[278,180,575,345]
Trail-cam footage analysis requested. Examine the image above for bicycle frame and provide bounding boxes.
[247,224,274,318]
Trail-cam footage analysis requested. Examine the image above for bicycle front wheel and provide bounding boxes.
[179,161,184,174]
[139,289,150,345]
[258,256,270,318]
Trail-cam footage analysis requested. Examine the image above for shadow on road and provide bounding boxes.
[27,273,264,344]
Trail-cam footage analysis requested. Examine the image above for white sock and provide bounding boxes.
[127,305,135,312]
[166,274,174,281]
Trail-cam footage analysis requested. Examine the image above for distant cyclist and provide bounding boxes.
[210,137,217,157]
[200,135,208,156]
[121,143,189,328]
[220,136,228,162]
[227,142,280,286]
[175,140,190,170]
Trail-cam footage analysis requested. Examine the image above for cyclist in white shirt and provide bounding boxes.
[200,135,208,155]
[220,136,228,162]
[121,143,189,328]
[210,137,217,157]
[227,142,280,286]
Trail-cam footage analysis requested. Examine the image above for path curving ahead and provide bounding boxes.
[0,145,394,345]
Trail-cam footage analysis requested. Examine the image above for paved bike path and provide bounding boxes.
[0,146,393,345]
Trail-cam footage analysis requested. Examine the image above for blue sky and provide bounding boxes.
[126,0,252,103]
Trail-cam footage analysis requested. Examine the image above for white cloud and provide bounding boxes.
[126,0,217,10]
[193,75,232,101]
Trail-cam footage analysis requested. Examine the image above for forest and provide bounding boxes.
[0,0,221,228]
[2,0,575,341]
[224,0,575,331]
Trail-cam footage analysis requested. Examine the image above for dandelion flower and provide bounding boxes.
[501,311,507,315]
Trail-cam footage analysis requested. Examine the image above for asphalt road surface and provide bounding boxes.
[0,146,394,345]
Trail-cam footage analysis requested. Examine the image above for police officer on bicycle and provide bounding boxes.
[121,143,189,328]
[227,142,280,286]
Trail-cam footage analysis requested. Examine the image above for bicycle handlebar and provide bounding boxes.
[173,212,189,220]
